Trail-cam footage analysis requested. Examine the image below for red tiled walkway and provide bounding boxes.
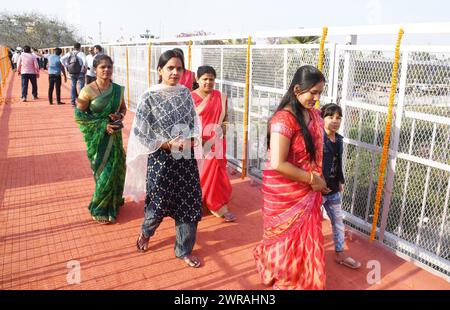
[1,70,449,290]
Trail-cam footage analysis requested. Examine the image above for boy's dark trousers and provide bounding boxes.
[48,74,62,104]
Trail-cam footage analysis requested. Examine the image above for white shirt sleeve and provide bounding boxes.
[78,52,87,68]
[60,53,69,67]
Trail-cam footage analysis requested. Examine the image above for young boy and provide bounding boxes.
[321,103,361,269]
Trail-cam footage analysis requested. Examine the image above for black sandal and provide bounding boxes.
[136,233,150,252]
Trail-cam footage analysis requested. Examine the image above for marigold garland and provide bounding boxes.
[370,28,405,241]
[188,40,192,71]
[242,36,252,178]
[316,27,328,108]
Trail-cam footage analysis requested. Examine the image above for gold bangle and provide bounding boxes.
[309,172,314,185]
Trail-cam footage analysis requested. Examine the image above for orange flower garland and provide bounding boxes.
[370,28,405,241]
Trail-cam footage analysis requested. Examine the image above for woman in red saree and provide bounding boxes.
[173,48,195,90]
[253,65,330,290]
[191,65,235,222]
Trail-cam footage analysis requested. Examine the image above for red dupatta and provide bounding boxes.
[179,69,195,90]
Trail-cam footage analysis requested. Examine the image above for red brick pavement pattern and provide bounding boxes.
[1,70,449,290]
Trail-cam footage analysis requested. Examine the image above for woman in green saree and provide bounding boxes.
[75,55,127,224]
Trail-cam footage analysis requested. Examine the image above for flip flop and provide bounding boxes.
[92,217,111,225]
[223,211,236,222]
[136,233,150,252]
[180,255,201,268]
[338,256,361,269]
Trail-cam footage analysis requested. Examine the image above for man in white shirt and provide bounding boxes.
[12,50,21,71]
[60,42,87,107]
[85,45,105,85]
[85,47,96,85]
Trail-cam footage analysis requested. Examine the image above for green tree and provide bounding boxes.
[0,11,81,48]
[266,36,320,44]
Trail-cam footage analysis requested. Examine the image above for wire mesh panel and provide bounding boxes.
[150,45,162,85]
[341,105,384,224]
[221,47,248,167]
[223,83,246,166]
[127,45,148,111]
[197,47,222,79]
[286,46,333,100]
[248,47,284,177]
[223,47,247,84]
[247,89,283,178]
[111,46,127,99]
[252,48,284,89]
[340,49,400,106]
[404,51,450,118]
[383,48,450,278]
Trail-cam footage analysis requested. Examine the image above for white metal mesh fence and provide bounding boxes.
[336,45,450,279]
[381,48,450,278]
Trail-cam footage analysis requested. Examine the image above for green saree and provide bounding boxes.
[75,83,126,223]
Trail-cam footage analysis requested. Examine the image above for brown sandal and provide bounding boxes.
[92,217,111,225]
[136,233,150,252]
[180,254,201,268]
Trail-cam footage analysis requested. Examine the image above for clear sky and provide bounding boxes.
[4,0,450,43]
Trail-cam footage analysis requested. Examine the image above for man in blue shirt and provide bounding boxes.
[46,48,67,105]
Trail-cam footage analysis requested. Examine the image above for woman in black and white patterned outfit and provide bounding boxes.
[124,49,202,268]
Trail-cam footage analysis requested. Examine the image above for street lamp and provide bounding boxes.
[139,29,154,39]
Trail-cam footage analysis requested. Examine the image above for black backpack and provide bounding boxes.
[67,51,82,74]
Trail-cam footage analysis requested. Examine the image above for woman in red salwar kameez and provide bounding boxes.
[191,65,235,222]
[254,65,330,290]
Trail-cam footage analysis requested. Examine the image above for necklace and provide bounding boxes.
[95,81,108,95]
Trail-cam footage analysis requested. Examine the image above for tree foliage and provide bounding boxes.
[267,36,320,44]
[0,11,81,48]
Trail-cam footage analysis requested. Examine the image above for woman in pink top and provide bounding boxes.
[17,45,40,102]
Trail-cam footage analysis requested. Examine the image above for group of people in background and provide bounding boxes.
[13,42,104,105]
[12,41,360,289]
